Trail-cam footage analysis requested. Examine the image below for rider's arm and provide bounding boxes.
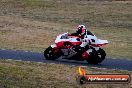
[68,33,79,36]
[68,33,83,39]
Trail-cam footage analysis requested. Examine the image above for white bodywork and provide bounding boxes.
[83,35,108,46]
[51,32,108,51]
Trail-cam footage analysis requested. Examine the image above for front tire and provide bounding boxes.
[44,46,61,60]
[86,48,106,64]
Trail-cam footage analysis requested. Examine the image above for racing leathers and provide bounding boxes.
[68,30,93,53]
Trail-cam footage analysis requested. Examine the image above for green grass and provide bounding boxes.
[0,0,132,58]
[0,59,131,88]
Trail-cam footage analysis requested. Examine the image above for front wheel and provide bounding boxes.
[86,48,106,64]
[44,46,61,60]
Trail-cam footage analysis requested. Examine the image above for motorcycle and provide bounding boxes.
[44,30,108,64]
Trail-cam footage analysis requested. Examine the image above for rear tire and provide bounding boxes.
[44,46,61,60]
[86,48,106,64]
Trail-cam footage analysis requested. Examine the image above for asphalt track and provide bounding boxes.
[0,49,132,71]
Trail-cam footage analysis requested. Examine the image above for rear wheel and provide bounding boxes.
[86,48,106,64]
[44,46,61,60]
[97,48,106,63]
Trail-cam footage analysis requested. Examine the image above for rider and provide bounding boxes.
[69,25,93,38]
[68,25,93,53]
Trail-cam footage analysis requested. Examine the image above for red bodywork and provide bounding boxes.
[52,35,108,60]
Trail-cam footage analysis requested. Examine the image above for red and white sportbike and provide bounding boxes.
[44,31,108,64]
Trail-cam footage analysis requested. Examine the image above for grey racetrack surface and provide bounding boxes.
[0,49,132,71]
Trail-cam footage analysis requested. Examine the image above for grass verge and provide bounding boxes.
[0,59,132,88]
